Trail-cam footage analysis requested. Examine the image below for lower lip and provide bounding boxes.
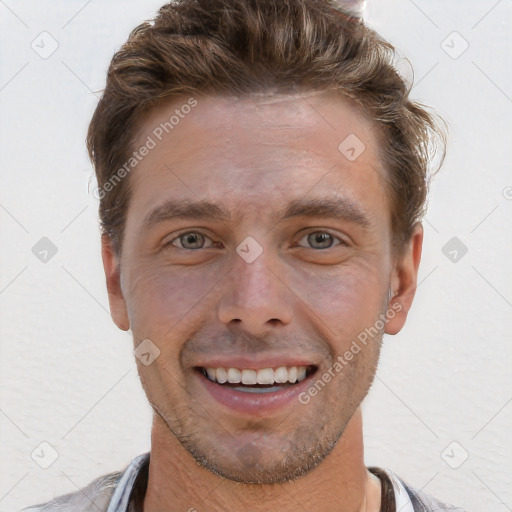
[197,370,316,415]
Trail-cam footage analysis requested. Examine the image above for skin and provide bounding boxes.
[101,90,423,511]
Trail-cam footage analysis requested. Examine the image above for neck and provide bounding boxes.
[143,408,380,512]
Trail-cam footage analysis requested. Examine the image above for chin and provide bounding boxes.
[171,418,344,485]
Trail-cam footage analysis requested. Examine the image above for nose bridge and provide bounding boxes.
[217,238,293,333]
[237,247,275,300]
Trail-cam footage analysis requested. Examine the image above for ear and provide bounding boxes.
[101,234,130,331]
[385,223,423,335]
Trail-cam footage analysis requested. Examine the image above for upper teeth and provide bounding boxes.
[204,366,308,385]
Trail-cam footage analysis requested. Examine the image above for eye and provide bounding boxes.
[296,230,345,250]
[165,231,216,250]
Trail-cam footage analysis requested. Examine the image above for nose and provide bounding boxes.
[217,246,293,337]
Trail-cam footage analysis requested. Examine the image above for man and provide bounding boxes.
[25,0,463,510]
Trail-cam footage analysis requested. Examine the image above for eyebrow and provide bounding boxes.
[142,197,371,230]
[278,197,371,228]
[143,199,231,229]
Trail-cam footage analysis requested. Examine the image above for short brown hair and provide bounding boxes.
[87,0,446,257]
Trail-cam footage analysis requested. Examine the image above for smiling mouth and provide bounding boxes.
[196,365,318,393]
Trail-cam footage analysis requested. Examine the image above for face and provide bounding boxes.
[102,91,421,484]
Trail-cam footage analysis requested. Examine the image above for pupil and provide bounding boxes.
[183,233,202,248]
[310,232,332,248]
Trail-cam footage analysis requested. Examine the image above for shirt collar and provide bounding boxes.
[106,453,410,512]
[107,452,150,512]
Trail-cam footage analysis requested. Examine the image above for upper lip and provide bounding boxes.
[193,355,321,370]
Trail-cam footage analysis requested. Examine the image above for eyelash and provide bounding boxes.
[164,230,218,250]
[164,229,346,250]
[295,230,346,249]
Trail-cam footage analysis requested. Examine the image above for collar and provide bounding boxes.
[107,452,150,512]
[107,453,411,512]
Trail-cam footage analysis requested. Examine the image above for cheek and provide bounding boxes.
[288,260,386,346]
[124,263,220,340]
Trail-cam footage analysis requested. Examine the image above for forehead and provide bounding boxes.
[128,91,387,222]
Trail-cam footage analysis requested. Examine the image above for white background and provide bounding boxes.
[0,1,511,510]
